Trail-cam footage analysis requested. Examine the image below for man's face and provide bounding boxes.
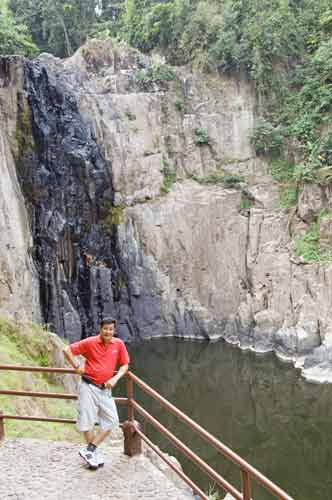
[100,323,115,344]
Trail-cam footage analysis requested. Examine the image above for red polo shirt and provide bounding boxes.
[70,335,130,385]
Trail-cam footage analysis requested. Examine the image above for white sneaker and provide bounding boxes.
[79,447,99,470]
[96,450,104,467]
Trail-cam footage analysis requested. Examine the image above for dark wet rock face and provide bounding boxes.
[22,59,127,341]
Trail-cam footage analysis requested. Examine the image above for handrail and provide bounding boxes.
[1,414,76,424]
[0,363,294,500]
[136,428,209,500]
[127,371,293,500]
[132,400,242,500]
[0,388,127,405]
[0,364,77,373]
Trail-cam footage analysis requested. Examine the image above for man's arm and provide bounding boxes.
[105,364,128,390]
[63,345,85,375]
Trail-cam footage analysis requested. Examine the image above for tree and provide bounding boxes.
[0,0,38,55]
[9,0,98,57]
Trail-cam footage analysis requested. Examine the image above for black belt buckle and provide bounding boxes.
[82,375,106,390]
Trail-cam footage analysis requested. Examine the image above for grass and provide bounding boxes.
[175,99,184,112]
[207,485,222,500]
[194,127,210,145]
[0,317,79,442]
[101,204,125,227]
[193,170,244,189]
[136,63,177,86]
[269,159,295,183]
[160,158,177,195]
[268,159,298,209]
[280,185,297,209]
[295,224,320,262]
[240,193,253,210]
[295,212,332,263]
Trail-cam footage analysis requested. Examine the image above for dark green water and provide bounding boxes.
[115,338,332,500]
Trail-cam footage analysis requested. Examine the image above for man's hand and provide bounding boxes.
[105,364,129,390]
[63,346,85,376]
[105,375,119,390]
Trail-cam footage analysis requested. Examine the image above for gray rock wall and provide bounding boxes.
[0,57,40,321]
[1,42,332,381]
[68,41,332,380]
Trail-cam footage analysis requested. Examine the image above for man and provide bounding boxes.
[63,317,130,470]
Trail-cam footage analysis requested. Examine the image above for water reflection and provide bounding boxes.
[115,338,332,499]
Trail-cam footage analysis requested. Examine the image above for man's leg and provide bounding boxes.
[91,428,111,447]
[93,390,120,467]
[77,383,99,469]
[84,430,95,445]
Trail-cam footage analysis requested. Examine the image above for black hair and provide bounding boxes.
[100,317,117,327]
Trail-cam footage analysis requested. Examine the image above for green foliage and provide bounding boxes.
[9,0,98,57]
[268,158,298,208]
[207,484,221,500]
[250,119,283,156]
[121,0,188,60]
[269,159,295,183]
[295,224,320,262]
[295,211,332,263]
[280,185,297,209]
[15,97,35,159]
[37,351,50,367]
[240,193,253,211]
[136,62,176,85]
[102,204,125,227]
[193,170,225,185]
[194,170,244,189]
[161,158,176,194]
[223,174,243,189]
[174,99,183,112]
[124,110,137,121]
[194,127,210,146]
[0,0,38,55]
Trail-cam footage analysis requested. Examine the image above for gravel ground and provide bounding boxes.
[0,436,195,500]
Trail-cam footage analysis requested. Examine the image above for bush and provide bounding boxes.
[136,63,176,85]
[193,171,244,189]
[295,213,332,262]
[240,193,253,211]
[280,185,297,209]
[223,174,243,188]
[194,127,210,145]
[161,159,177,194]
[175,99,183,111]
[269,159,295,183]
[295,224,320,262]
[0,1,38,56]
[250,119,283,156]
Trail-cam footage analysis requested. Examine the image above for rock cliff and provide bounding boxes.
[0,57,40,321]
[1,40,332,381]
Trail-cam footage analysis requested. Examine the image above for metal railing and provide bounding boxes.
[0,363,294,500]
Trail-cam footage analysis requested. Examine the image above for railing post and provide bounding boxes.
[122,420,142,457]
[0,411,5,441]
[122,373,141,457]
[241,469,251,500]
[127,374,134,422]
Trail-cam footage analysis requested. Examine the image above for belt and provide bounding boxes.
[82,375,106,390]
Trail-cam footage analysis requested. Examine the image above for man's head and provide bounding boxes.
[100,318,116,344]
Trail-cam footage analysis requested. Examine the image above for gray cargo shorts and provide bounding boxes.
[77,380,119,432]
